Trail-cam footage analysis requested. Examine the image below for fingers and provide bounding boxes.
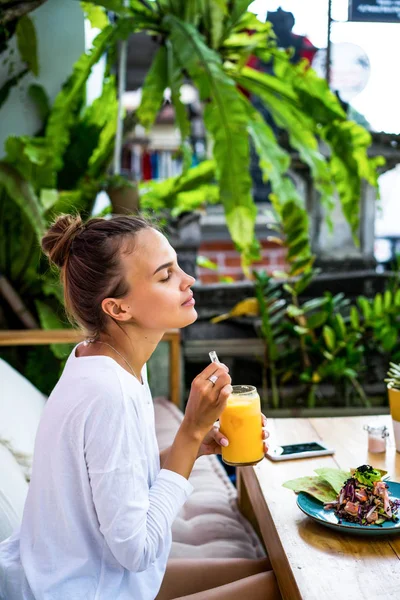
[211,427,229,447]
[196,362,229,382]
[211,369,231,394]
[261,414,270,455]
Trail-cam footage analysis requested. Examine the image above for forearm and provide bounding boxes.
[163,420,203,480]
[159,446,171,469]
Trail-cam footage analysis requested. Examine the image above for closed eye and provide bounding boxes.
[160,269,173,282]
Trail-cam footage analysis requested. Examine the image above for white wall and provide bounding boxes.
[0,0,85,156]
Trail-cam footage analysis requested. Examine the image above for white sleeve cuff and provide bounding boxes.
[158,468,194,497]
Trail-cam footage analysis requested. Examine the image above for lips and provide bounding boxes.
[182,293,195,307]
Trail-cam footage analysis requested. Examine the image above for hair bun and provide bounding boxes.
[41,214,83,268]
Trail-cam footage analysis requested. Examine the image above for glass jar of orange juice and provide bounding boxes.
[219,385,264,467]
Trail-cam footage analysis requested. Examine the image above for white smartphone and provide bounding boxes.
[265,441,335,461]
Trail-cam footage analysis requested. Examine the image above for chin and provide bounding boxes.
[179,307,198,328]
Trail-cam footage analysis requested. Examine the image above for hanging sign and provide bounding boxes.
[349,0,400,23]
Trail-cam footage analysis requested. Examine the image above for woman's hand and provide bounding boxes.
[183,362,232,441]
[197,425,229,458]
[262,414,270,456]
[197,414,271,459]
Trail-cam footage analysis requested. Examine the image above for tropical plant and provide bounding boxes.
[385,363,400,392]
[0,10,40,109]
[210,202,400,410]
[253,271,286,409]
[213,273,375,410]
[79,0,383,269]
[351,287,400,361]
[0,11,128,389]
[0,0,385,392]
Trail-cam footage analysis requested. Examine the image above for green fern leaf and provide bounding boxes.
[0,162,45,241]
[165,15,256,257]
[16,15,39,76]
[137,46,168,131]
[166,40,190,140]
[45,25,116,171]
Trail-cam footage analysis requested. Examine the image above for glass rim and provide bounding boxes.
[364,424,388,434]
[230,385,257,396]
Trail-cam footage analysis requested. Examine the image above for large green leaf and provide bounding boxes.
[199,0,227,49]
[80,75,117,129]
[85,77,118,178]
[244,105,314,276]
[245,100,296,206]
[273,56,346,123]
[0,188,39,286]
[45,24,117,171]
[227,0,254,31]
[16,15,39,76]
[140,160,216,211]
[222,32,270,66]
[166,40,191,142]
[28,84,51,125]
[84,0,130,14]
[239,55,382,243]
[234,67,335,216]
[86,119,116,180]
[165,15,256,258]
[5,136,56,191]
[136,45,168,131]
[81,2,109,29]
[170,184,219,216]
[322,120,385,241]
[0,162,45,240]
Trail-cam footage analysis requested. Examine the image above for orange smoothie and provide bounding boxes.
[388,386,400,421]
[219,385,264,466]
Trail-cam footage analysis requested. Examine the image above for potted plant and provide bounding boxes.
[104,174,139,215]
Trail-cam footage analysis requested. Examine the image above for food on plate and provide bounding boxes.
[323,465,400,525]
[283,464,400,526]
[282,469,349,504]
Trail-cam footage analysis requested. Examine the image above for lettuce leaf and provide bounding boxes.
[282,475,337,504]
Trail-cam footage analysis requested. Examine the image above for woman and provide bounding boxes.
[0,214,281,600]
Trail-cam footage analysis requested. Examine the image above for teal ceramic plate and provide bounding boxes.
[297,481,400,536]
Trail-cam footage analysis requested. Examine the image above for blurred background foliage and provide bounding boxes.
[0,0,384,397]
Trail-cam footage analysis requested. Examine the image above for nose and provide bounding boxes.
[180,269,196,289]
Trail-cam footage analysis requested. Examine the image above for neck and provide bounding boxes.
[97,322,164,378]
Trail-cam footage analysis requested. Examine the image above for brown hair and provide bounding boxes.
[41,213,153,338]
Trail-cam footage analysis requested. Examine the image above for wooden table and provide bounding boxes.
[237,415,400,600]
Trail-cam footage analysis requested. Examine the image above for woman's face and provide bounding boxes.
[116,227,197,331]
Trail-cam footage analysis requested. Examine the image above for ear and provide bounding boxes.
[101,298,132,322]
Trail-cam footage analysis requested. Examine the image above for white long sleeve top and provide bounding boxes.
[0,345,193,600]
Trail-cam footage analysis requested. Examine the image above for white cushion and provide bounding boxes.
[0,445,28,543]
[0,490,20,544]
[153,397,265,559]
[0,358,46,456]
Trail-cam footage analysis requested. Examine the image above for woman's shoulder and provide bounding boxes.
[52,356,125,407]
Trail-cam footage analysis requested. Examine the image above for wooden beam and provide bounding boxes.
[0,329,182,407]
